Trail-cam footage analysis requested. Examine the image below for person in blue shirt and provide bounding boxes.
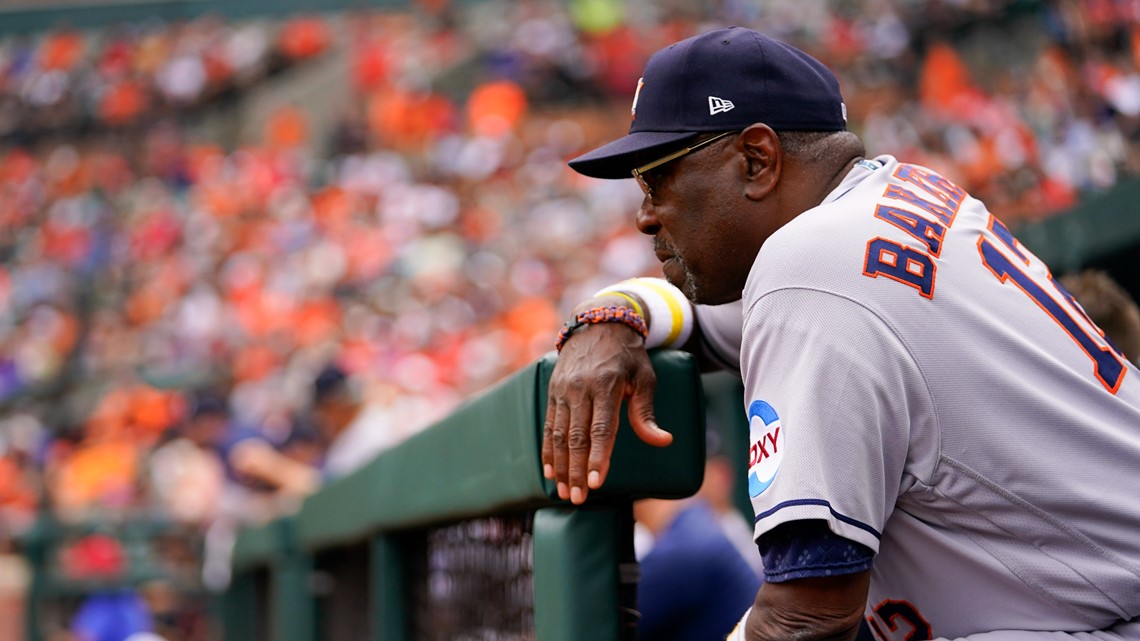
[634,497,761,641]
[70,589,153,641]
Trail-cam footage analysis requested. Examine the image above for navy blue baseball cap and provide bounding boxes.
[569,27,848,179]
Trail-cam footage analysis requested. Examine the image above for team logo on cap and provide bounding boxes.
[631,78,644,119]
[746,400,784,497]
[709,96,735,115]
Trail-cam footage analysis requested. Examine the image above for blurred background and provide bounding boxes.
[0,0,1138,639]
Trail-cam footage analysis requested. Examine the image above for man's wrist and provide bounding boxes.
[595,278,694,348]
[555,305,648,352]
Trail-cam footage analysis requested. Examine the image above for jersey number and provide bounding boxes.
[867,600,931,641]
[979,216,1127,393]
[863,166,1128,393]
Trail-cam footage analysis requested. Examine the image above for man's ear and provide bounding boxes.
[740,123,780,201]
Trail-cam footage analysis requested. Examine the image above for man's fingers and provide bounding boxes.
[545,334,660,504]
[567,406,591,504]
[586,391,621,491]
[628,382,673,447]
[541,398,556,480]
[551,398,571,500]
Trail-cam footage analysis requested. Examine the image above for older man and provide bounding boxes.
[543,27,1140,641]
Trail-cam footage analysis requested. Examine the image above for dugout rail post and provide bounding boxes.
[230,350,710,641]
[227,515,314,641]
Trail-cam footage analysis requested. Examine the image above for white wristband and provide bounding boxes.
[595,277,694,349]
[726,606,751,641]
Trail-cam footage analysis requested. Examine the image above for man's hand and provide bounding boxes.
[230,439,321,497]
[542,312,673,504]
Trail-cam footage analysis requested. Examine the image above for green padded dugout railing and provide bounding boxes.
[1015,177,1140,276]
[228,349,707,641]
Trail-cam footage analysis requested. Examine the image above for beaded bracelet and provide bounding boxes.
[555,306,649,353]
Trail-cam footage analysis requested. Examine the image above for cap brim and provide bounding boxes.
[568,131,699,179]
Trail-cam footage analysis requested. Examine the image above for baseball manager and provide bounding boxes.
[543,26,1140,641]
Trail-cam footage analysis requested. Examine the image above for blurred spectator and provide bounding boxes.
[229,362,410,497]
[69,589,153,641]
[0,15,321,138]
[47,421,143,522]
[264,104,310,150]
[160,392,285,520]
[151,392,280,589]
[147,435,225,526]
[0,448,37,536]
[633,497,761,641]
[138,580,198,641]
[277,16,331,61]
[226,429,323,500]
[1060,269,1140,364]
[59,534,126,581]
[466,79,528,138]
[696,430,764,578]
[306,363,405,479]
[0,543,27,641]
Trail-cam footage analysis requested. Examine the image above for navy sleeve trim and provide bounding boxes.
[754,498,881,540]
[758,519,875,583]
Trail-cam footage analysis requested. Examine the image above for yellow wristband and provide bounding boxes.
[597,290,644,317]
[596,278,694,348]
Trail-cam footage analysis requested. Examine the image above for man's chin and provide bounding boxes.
[662,262,692,294]
[662,268,704,304]
[663,261,744,305]
[667,272,743,306]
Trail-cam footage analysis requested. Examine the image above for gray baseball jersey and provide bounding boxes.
[698,155,1140,638]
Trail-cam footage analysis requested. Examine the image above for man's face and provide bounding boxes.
[312,400,339,437]
[186,413,227,447]
[634,136,762,305]
[313,396,355,439]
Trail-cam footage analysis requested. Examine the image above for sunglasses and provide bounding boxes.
[631,130,738,198]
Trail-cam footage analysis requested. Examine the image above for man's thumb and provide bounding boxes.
[628,391,673,447]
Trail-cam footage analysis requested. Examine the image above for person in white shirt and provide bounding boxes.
[231,363,402,495]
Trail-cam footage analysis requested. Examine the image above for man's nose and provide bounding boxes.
[635,200,660,235]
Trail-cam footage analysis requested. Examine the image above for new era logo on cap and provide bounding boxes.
[709,96,735,115]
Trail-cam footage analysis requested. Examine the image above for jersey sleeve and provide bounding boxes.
[740,287,934,554]
[694,300,743,371]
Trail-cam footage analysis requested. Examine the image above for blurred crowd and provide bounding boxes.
[0,14,330,138]
[0,0,1139,608]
